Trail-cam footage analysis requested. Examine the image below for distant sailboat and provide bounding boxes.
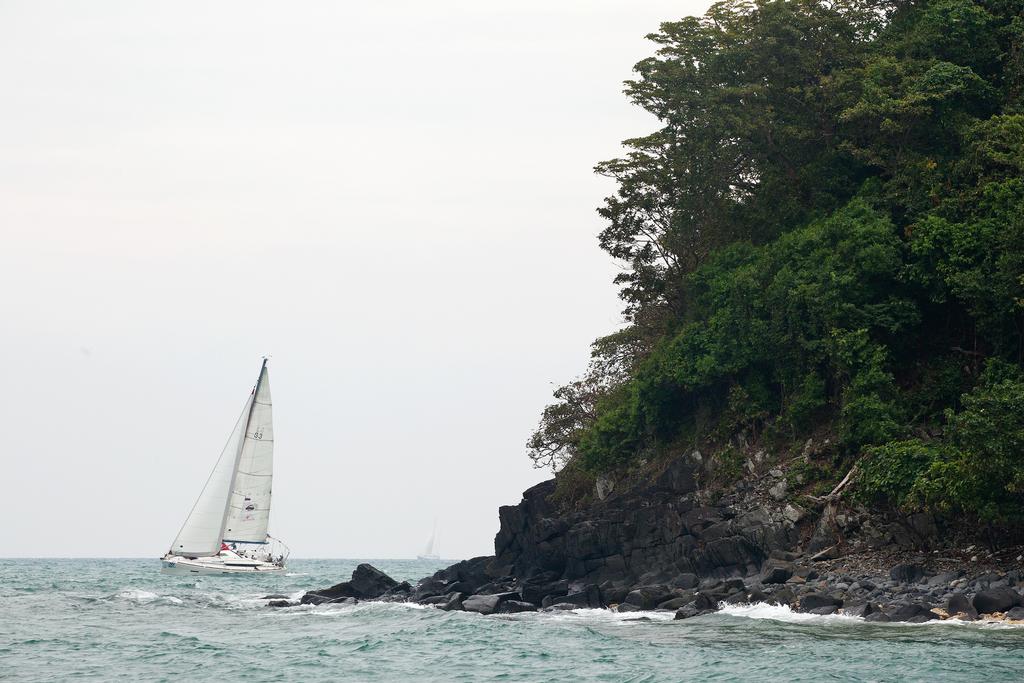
[417,521,440,561]
[161,359,289,575]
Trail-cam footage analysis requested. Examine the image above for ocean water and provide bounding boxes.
[2,559,1023,682]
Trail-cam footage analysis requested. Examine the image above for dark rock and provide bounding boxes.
[498,600,538,614]
[843,602,878,618]
[864,612,892,622]
[673,573,699,589]
[973,588,1022,614]
[1005,606,1024,620]
[379,581,412,602]
[674,603,714,620]
[766,588,795,607]
[892,603,935,622]
[761,561,794,584]
[615,603,643,612]
[798,593,842,612]
[348,563,398,598]
[947,593,978,620]
[521,579,568,606]
[926,572,958,587]
[267,599,295,608]
[808,606,838,615]
[541,603,579,612]
[602,585,631,605]
[437,592,465,611]
[889,564,925,585]
[302,563,399,604]
[624,585,673,610]
[558,584,604,609]
[693,590,728,610]
[657,596,694,610]
[419,595,449,605]
[462,594,506,615]
[262,594,289,599]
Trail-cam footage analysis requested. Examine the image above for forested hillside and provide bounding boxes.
[529,0,1024,534]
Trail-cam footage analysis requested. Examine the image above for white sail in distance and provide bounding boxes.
[170,396,253,557]
[222,362,273,543]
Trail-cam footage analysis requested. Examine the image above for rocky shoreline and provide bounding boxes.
[281,445,1024,625]
[284,553,1024,625]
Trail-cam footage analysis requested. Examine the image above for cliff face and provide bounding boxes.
[490,452,800,586]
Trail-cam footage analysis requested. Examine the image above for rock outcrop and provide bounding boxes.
[301,563,400,605]
[490,454,798,588]
[289,448,1024,625]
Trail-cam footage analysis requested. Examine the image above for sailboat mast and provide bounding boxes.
[216,359,267,545]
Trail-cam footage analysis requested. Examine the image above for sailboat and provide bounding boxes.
[161,359,289,575]
[417,521,440,561]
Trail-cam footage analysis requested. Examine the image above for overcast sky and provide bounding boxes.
[0,0,710,559]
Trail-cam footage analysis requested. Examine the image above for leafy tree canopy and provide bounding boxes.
[529,0,1024,530]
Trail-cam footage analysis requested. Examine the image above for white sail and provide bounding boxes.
[421,520,439,558]
[170,395,253,557]
[222,363,273,543]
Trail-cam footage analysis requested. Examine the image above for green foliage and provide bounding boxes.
[710,447,746,487]
[910,374,1024,523]
[786,456,844,498]
[530,0,1024,532]
[856,439,940,507]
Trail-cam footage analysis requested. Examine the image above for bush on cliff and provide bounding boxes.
[527,0,1024,531]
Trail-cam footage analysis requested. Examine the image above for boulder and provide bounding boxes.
[973,588,1022,614]
[348,563,398,598]
[889,563,925,585]
[891,603,936,622]
[419,595,449,605]
[521,579,568,606]
[267,599,295,608]
[498,600,538,614]
[760,561,794,584]
[437,592,466,611]
[462,594,506,615]
[624,585,673,610]
[766,588,795,607]
[673,573,699,589]
[843,602,879,618]
[674,602,713,620]
[302,563,399,604]
[378,581,412,602]
[1004,606,1024,621]
[798,593,842,612]
[946,593,978,620]
[558,584,603,609]
[693,590,727,610]
[540,603,579,612]
[864,612,892,622]
[808,606,838,615]
[657,596,694,611]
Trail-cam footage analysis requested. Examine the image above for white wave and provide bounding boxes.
[115,588,182,604]
[531,608,676,623]
[718,602,861,624]
[718,602,1024,628]
[117,589,160,602]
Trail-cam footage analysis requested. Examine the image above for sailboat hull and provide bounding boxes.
[160,555,286,576]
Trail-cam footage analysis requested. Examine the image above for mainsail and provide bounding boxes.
[223,363,273,543]
[422,520,439,558]
[169,360,274,557]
